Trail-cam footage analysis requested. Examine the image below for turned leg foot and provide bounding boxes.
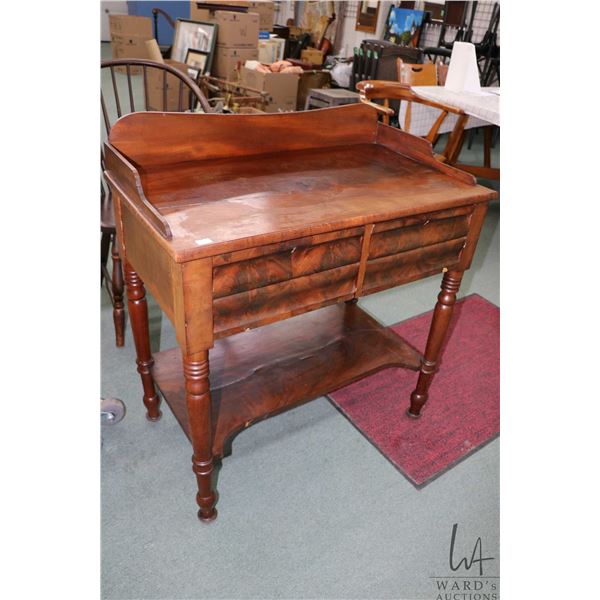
[193,457,218,522]
[111,234,125,347]
[408,270,463,417]
[124,262,162,421]
[184,353,218,521]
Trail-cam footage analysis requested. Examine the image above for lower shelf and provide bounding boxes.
[151,303,423,457]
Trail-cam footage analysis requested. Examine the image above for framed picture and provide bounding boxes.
[356,1,380,33]
[383,7,425,47]
[185,49,209,79]
[172,19,217,72]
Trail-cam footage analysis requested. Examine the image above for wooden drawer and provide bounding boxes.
[213,264,358,336]
[361,208,472,295]
[213,231,363,335]
[369,214,470,260]
[213,234,362,298]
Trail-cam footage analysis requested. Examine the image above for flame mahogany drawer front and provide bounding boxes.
[363,206,473,294]
[211,206,474,336]
[212,229,363,335]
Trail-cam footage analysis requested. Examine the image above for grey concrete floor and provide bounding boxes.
[101,44,500,600]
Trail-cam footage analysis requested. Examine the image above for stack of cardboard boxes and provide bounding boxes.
[190,1,297,113]
[109,15,153,73]
[191,2,262,82]
[108,15,195,111]
[192,1,275,32]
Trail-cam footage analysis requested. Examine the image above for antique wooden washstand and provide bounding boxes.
[104,104,497,521]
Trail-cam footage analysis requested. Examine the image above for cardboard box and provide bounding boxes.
[258,37,285,64]
[213,46,258,81]
[109,15,153,74]
[146,59,194,112]
[190,9,259,47]
[300,48,324,66]
[192,1,274,31]
[109,14,152,38]
[296,70,331,110]
[240,66,299,113]
[246,1,274,32]
[111,37,152,74]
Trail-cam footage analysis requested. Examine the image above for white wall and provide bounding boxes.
[100,1,128,42]
[335,1,392,57]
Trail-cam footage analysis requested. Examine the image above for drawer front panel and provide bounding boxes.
[362,237,466,295]
[291,236,362,277]
[214,264,358,336]
[372,205,473,233]
[369,215,470,260]
[213,235,362,298]
[213,251,292,298]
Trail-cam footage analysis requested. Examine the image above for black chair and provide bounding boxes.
[423,1,470,64]
[100,59,211,346]
[351,39,422,91]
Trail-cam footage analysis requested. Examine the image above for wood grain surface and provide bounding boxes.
[151,303,423,457]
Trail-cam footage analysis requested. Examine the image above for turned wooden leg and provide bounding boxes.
[184,352,218,522]
[483,126,492,168]
[101,231,111,285]
[124,262,162,421]
[111,234,125,347]
[408,270,463,417]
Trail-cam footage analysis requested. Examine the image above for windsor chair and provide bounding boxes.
[101,58,210,346]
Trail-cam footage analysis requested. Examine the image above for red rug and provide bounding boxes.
[328,294,499,486]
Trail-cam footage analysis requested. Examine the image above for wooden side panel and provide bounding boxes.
[178,259,214,354]
[104,143,172,240]
[119,200,176,324]
[109,104,379,168]
[376,121,477,185]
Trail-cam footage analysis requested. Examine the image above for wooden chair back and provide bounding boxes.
[357,80,468,164]
[100,59,211,346]
[101,58,211,199]
[396,61,438,86]
[437,63,449,86]
[101,58,210,138]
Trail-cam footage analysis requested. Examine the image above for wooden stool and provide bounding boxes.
[304,88,360,110]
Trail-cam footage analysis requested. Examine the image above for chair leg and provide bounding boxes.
[111,234,125,347]
[467,128,477,150]
[491,126,499,148]
[101,231,111,285]
[483,126,492,168]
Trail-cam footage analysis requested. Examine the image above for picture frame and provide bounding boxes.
[355,1,380,33]
[185,49,210,79]
[172,19,217,73]
[383,7,425,47]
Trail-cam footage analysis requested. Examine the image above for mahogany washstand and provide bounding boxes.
[104,104,497,521]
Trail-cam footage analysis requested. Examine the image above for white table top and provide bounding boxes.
[412,86,500,126]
